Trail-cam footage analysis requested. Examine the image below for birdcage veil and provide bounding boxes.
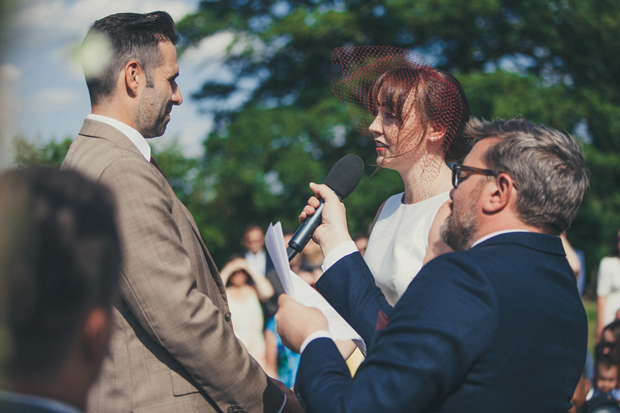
[330,46,467,191]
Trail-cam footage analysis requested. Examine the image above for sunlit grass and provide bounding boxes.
[583,299,597,355]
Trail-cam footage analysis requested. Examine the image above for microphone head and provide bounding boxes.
[324,154,364,200]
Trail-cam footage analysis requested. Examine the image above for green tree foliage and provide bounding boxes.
[10,1,620,278]
[12,135,73,168]
[177,0,620,273]
[11,136,204,228]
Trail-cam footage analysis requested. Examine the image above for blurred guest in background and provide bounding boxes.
[569,366,620,413]
[599,320,620,362]
[561,232,582,281]
[569,371,592,413]
[0,167,120,413]
[221,257,274,371]
[597,230,620,340]
[592,354,619,400]
[353,233,369,257]
[575,247,587,296]
[243,224,274,277]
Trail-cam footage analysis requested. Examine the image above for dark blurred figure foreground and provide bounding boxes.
[0,167,121,412]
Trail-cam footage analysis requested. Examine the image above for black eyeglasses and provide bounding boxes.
[451,164,500,188]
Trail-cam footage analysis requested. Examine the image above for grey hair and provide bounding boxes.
[466,118,589,235]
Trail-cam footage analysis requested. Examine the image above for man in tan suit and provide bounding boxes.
[61,12,298,413]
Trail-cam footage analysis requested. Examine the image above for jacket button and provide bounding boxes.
[225,312,232,322]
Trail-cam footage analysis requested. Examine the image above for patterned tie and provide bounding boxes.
[150,156,164,176]
[150,156,168,181]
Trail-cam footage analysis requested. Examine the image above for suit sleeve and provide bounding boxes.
[298,254,497,413]
[100,159,283,413]
[315,252,393,344]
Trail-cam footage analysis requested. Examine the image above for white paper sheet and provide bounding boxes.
[265,222,366,354]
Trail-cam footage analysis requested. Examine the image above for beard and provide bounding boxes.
[440,181,485,252]
[135,87,171,138]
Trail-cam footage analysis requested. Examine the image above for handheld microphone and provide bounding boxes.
[286,154,364,261]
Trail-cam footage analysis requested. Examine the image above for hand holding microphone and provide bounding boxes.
[287,154,364,261]
[298,183,354,258]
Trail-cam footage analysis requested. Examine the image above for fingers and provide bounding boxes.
[309,182,340,203]
[308,195,321,208]
[277,293,292,308]
[298,189,321,223]
[299,205,315,223]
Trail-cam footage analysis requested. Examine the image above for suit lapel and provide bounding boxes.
[177,202,227,298]
[80,119,227,299]
[79,119,144,157]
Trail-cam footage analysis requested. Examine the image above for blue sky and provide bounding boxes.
[0,0,235,167]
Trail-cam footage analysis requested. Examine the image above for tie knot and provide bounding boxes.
[150,156,164,176]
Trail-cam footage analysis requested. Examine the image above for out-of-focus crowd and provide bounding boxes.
[220,225,370,387]
[569,229,620,413]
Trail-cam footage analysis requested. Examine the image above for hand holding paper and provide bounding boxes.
[275,294,328,354]
[265,222,366,354]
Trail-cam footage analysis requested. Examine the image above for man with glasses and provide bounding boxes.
[275,118,589,412]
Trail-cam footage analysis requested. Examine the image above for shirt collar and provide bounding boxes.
[0,389,82,413]
[87,114,151,161]
[471,229,530,248]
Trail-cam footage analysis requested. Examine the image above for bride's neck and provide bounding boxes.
[399,160,452,204]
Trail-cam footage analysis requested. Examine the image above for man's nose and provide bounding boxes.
[173,85,183,106]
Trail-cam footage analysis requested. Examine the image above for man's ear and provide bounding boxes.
[482,173,514,214]
[124,61,142,98]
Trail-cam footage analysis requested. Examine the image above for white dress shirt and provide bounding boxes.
[86,114,151,161]
[245,249,267,277]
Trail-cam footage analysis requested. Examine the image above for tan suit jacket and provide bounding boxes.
[61,119,283,413]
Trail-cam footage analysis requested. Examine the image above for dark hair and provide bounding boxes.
[82,11,178,106]
[610,231,620,258]
[0,167,121,377]
[370,67,471,162]
[595,354,617,375]
[602,320,620,340]
[437,70,471,162]
[225,269,252,288]
[466,118,589,235]
[243,223,264,236]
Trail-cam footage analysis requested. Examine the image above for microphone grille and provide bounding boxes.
[324,154,365,200]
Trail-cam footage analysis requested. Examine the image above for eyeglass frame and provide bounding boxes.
[451,164,501,189]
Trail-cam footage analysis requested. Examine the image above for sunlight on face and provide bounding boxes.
[368,88,423,171]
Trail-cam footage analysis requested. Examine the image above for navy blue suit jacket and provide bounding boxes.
[296,232,587,412]
[0,399,75,413]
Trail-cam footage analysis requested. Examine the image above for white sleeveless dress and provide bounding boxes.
[364,191,450,306]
